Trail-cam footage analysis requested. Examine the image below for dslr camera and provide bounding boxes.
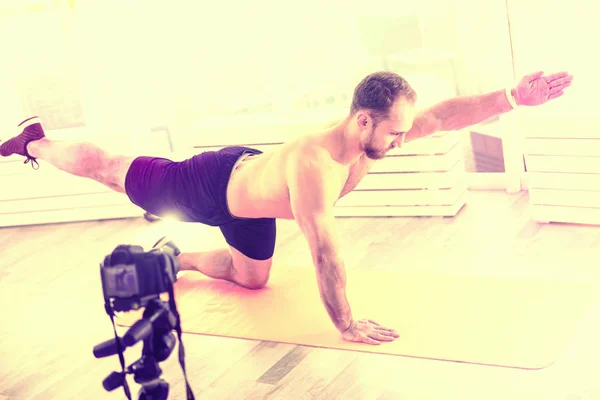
[100,244,179,312]
[93,242,195,400]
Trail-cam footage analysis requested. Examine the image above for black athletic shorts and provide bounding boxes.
[124,146,276,261]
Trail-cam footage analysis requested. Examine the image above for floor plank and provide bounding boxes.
[256,346,311,385]
[211,341,297,388]
[266,347,358,400]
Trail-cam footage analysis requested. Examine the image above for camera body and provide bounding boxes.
[100,244,180,312]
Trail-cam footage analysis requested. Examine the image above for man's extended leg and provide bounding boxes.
[28,138,134,193]
[0,116,134,192]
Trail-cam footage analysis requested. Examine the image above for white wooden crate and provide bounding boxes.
[355,162,464,191]
[0,168,143,227]
[333,191,468,217]
[0,204,142,228]
[522,115,600,224]
[526,155,600,174]
[369,144,463,173]
[337,181,467,207]
[529,188,600,209]
[527,172,600,191]
[530,205,600,226]
[524,138,600,157]
[519,116,600,139]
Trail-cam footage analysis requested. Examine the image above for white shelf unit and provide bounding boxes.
[523,116,600,225]
[175,111,468,218]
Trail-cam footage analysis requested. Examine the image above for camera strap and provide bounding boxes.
[105,301,133,400]
[168,284,196,400]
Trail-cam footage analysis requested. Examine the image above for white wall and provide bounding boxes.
[1,0,518,144]
[507,0,597,117]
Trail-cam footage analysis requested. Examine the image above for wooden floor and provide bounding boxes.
[2,190,600,400]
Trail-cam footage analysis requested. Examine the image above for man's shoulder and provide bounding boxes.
[285,137,333,165]
[277,138,336,183]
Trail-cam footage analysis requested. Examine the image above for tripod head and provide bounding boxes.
[94,299,177,400]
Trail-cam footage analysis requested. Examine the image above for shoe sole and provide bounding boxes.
[153,236,172,249]
[18,116,41,129]
[153,236,181,256]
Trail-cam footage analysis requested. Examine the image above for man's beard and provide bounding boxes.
[363,128,389,160]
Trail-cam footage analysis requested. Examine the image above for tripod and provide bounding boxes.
[94,298,178,400]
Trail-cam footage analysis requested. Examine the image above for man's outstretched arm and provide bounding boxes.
[286,148,399,345]
[403,71,574,144]
[287,148,352,333]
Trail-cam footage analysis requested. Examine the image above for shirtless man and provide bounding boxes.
[0,70,573,345]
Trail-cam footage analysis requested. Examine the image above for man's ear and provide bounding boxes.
[356,112,369,128]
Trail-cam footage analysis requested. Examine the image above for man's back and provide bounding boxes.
[226,127,354,220]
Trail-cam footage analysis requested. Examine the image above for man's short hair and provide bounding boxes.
[350,71,417,125]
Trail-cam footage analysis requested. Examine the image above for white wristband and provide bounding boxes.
[505,87,518,109]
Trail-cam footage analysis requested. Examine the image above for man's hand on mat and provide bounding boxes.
[341,319,399,345]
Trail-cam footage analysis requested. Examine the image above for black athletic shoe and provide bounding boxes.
[143,212,162,223]
[0,116,45,169]
[152,236,181,257]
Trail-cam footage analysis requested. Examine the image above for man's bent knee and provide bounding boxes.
[239,273,271,290]
[230,249,273,290]
[236,260,272,290]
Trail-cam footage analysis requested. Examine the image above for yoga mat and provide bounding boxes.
[116,267,597,370]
